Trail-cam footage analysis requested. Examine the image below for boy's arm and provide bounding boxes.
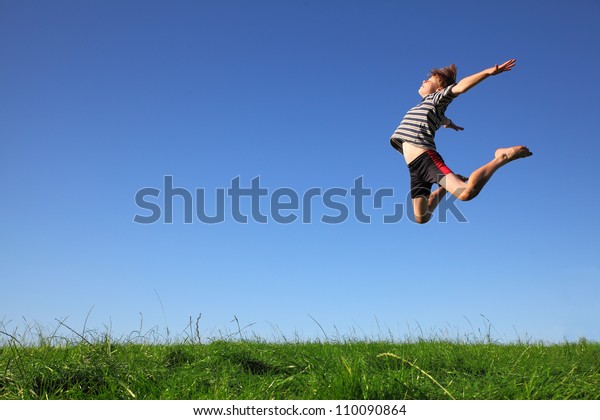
[451,59,516,97]
[442,117,464,131]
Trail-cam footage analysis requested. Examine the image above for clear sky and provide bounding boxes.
[2,0,599,343]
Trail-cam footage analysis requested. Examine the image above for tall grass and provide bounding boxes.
[1,319,598,400]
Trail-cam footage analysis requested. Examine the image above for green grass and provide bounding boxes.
[1,329,598,400]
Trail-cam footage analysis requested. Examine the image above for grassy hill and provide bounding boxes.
[1,332,598,399]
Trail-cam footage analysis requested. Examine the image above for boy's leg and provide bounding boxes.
[412,196,431,224]
[412,187,447,224]
[441,146,532,201]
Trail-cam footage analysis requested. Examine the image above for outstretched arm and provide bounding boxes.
[451,59,516,97]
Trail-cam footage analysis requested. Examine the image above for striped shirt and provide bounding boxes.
[390,83,456,154]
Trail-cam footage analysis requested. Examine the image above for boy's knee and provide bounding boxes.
[458,188,479,202]
[414,214,431,224]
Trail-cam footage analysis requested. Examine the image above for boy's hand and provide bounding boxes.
[444,120,464,131]
[490,59,516,76]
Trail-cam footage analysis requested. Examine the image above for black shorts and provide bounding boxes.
[408,150,453,199]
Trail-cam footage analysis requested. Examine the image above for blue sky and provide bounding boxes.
[2,0,599,343]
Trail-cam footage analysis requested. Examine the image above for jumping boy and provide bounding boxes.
[390,58,532,224]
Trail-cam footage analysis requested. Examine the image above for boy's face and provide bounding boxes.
[418,76,442,97]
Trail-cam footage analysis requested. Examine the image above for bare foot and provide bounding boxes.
[495,146,532,163]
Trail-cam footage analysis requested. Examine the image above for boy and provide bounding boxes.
[390,58,532,224]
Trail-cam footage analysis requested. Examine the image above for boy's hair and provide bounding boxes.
[430,64,457,88]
